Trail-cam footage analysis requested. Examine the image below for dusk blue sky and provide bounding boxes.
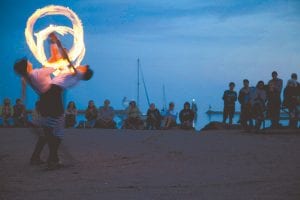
[1,0,300,116]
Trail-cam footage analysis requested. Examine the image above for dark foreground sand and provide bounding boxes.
[0,128,300,200]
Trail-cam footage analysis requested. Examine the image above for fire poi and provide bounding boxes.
[25,5,85,76]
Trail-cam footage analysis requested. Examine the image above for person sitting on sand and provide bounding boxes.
[85,100,98,128]
[13,98,27,127]
[96,99,116,129]
[163,102,178,129]
[222,82,237,125]
[1,98,13,127]
[31,101,41,127]
[179,102,195,130]
[65,101,77,128]
[146,103,161,130]
[123,100,143,129]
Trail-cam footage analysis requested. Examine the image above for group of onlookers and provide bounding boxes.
[0,98,28,127]
[122,100,196,130]
[2,71,298,131]
[222,72,300,131]
[0,97,197,130]
[76,99,116,129]
[75,99,197,130]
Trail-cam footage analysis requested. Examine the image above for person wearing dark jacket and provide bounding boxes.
[146,103,161,130]
[222,82,237,124]
[267,71,283,128]
[283,73,300,128]
[179,102,195,130]
[13,99,27,127]
[238,79,253,130]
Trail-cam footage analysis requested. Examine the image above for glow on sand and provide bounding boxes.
[25,5,85,76]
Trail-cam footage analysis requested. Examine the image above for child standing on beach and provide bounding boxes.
[222,82,237,125]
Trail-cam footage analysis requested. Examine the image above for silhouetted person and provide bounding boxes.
[85,100,98,128]
[96,99,116,129]
[283,73,300,128]
[163,102,178,129]
[251,81,267,131]
[267,71,283,128]
[123,100,143,129]
[222,82,237,125]
[179,102,195,130]
[146,103,161,130]
[13,98,27,127]
[65,101,77,128]
[238,79,253,130]
[1,98,13,127]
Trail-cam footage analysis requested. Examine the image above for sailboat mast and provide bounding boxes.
[163,84,167,110]
[137,58,140,107]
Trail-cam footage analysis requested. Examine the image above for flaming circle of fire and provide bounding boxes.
[25,5,85,76]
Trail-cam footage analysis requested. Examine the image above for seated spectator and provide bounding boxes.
[96,99,116,129]
[179,102,195,130]
[1,98,13,127]
[31,101,41,127]
[162,102,178,129]
[65,101,77,128]
[146,103,161,130]
[85,100,98,128]
[123,100,143,129]
[13,98,27,127]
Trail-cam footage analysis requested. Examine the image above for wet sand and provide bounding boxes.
[0,128,300,200]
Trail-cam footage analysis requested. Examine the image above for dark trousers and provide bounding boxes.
[44,127,61,164]
[146,118,161,130]
[30,135,47,161]
[223,106,235,124]
[288,106,299,129]
[268,98,281,127]
[240,104,253,129]
[30,84,63,165]
[30,127,61,164]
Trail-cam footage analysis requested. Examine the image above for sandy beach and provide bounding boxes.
[0,128,299,200]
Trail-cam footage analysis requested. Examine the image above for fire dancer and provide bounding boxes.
[14,34,93,170]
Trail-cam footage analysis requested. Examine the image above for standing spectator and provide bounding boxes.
[222,82,237,125]
[123,100,143,129]
[251,81,267,131]
[85,100,98,128]
[179,102,195,130]
[146,103,161,130]
[163,102,178,129]
[65,101,77,128]
[1,98,13,127]
[283,73,300,128]
[13,99,27,127]
[96,99,116,129]
[267,71,283,128]
[238,79,254,130]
